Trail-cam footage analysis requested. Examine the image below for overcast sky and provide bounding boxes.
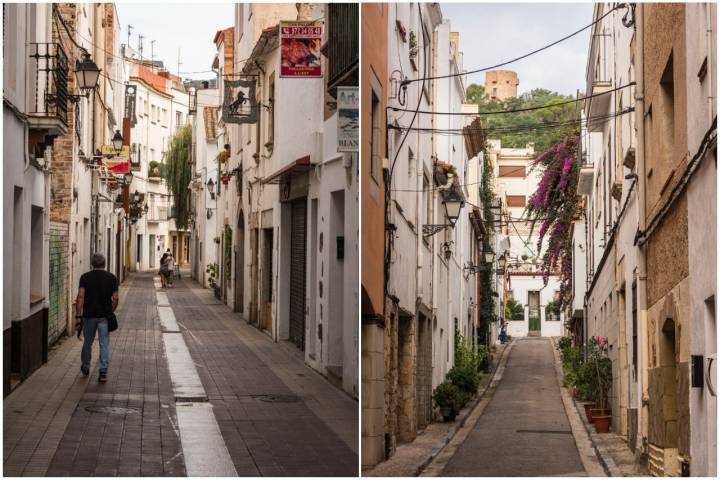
[441,3,594,97]
[116,3,234,81]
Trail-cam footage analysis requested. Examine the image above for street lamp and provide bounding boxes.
[442,190,464,228]
[133,190,140,203]
[207,178,216,199]
[484,250,495,264]
[423,188,465,237]
[124,172,133,185]
[112,130,124,153]
[75,51,101,92]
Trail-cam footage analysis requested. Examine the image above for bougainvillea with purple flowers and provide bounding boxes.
[526,132,581,308]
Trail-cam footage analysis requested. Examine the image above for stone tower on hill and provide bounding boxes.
[485,70,519,100]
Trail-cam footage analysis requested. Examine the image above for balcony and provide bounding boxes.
[27,43,69,136]
[322,3,358,95]
[584,80,612,130]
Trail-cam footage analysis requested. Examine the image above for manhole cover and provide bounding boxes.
[85,406,141,415]
[252,394,301,403]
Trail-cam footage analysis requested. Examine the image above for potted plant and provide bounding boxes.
[148,160,161,178]
[586,336,613,432]
[433,381,463,421]
[213,236,221,244]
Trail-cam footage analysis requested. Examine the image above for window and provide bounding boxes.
[424,174,431,230]
[176,111,182,128]
[370,90,381,183]
[632,280,638,376]
[659,52,675,169]
[408,147,415,178]
[499,165,525,177]
[506,195,526,207]
[492,87,497,97]
[267,72,275,145]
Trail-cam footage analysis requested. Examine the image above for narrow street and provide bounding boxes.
[438,338,584,477]
[3,273,358,477]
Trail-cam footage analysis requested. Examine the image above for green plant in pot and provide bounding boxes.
[587,336,613,432]
[433,381,463,421]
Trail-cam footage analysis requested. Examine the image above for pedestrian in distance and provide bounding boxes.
[165,253,175,287]
[159,248,171,288]
[75,253,118,383]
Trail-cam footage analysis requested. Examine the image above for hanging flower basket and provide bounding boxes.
[221,174,230,186]
[216,151,228,164]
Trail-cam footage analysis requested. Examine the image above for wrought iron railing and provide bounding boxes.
[325,3,358,91]
[28,42,69,125]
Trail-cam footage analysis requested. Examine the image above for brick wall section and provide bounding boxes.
[50,3,77,225]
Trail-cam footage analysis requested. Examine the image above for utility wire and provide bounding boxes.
[389,82,635,116]
[390,108,634,136]
[402,3,622,85]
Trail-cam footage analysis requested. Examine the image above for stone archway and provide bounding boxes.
[234,210,245,314]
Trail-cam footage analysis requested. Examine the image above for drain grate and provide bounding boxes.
[85,406,142,415]
[516,429,572,434]
[251,394,301,403]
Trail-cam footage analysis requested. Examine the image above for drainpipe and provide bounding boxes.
[634,3,650,455]
[707,4,714,124]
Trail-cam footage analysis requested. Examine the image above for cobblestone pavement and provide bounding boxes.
[440,337,585,477]
[3,272,358,477]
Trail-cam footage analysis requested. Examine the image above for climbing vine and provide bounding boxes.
[525,132,581,308]
[478,149,496,344]
[163,124,193,230]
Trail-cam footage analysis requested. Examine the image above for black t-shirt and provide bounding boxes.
[79,270,118,318]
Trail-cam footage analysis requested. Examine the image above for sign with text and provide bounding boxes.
[124,85,137,125]
[101,145,130,174]
[337,87,358,152]
[280,21,322,78]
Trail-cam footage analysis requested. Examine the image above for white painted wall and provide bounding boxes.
[685,3,717,476]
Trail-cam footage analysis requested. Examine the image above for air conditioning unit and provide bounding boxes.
[577,165,595,195]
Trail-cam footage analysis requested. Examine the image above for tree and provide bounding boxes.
[466,83,485,104]
[465,86,580,154]
[162,124,193,230]
[505,297,525,320]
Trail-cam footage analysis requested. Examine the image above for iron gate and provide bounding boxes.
[289,199,307,350]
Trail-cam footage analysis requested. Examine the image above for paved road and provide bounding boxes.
[4,272,357,477]
[440,337,585,477]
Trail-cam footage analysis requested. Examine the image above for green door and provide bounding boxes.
[528,291,540,332]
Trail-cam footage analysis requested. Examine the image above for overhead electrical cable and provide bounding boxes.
[388,82,635,116]
[401,3,622,86]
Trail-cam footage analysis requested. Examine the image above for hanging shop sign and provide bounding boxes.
[101,145,130,174]
[124,84,137,125]
[280,21,322,78]
[337,87,358,152]
[221,78,258,124]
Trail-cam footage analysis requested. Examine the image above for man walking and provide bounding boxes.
[75,253,119,382]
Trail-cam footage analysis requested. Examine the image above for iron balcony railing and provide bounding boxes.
[28,42,69,125]
[325,3,358,92]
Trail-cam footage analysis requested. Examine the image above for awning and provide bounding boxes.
[262,155,315,184]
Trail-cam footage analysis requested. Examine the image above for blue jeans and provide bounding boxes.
[81,317,109,373]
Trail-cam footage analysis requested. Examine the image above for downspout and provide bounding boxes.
[707,4,714,124]
[634,3,650,455]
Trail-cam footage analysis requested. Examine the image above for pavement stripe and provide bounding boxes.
[162,333,207,401]
[174,403,238,477]
[158,306,180,332]
[156,291,169,306]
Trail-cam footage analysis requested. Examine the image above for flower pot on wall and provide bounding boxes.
[590,408,610,423]
[593,415,611,433]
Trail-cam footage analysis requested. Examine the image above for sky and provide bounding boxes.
[441,3,594,97]
[116,3,234,81]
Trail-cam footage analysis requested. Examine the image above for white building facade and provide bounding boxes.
[488,140,563,339]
